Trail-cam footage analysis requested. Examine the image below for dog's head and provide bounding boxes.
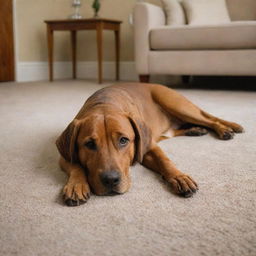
[56,110,152,195]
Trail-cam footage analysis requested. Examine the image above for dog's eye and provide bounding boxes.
[119,137,129,147]
[84,140,97,151]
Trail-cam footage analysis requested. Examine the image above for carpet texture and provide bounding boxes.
[0,80,255,256]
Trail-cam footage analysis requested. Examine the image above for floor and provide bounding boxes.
[0,79,255,256]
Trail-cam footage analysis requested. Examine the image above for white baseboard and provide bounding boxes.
[16,61,138,82]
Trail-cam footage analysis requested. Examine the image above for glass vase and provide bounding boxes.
[69,0,82,19]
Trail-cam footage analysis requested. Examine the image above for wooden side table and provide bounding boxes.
[44,18,122,84]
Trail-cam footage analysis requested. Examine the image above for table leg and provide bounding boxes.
[71,31,77,79]
[96,22,103,84]
[115,27,120,81]
[47,25,54,81]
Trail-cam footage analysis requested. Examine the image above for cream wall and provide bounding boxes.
[16,0,160,62]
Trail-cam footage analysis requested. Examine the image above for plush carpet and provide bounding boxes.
[0,80,255,256]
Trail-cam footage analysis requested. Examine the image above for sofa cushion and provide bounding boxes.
[181,0,231,25]
[161,0,186,25]
[150,21,256,50]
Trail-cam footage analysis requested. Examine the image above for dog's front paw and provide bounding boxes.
[168,174,198,198]
[63,182,90,207]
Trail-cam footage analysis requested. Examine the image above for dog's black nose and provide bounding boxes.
[100,170,121,188]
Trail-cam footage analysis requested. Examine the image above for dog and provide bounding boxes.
[56,83,243,206]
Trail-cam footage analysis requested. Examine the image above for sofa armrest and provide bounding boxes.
[134,3,166,74]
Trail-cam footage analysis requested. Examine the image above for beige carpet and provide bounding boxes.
[0,80,255,256]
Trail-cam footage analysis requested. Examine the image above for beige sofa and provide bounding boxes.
[134,0,256,82]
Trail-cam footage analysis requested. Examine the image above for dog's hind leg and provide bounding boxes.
[157,125,208,142]
[151,85,244,140]
[174,126,208,137]
[142,145,198,197]
[201,111,244,133]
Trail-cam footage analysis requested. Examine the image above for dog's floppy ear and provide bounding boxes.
[129,116,152,164]
[56,119,81,163]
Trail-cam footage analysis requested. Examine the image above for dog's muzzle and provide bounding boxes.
[100,170,121,190]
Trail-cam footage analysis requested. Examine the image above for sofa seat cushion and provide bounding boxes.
[150,21,256,50]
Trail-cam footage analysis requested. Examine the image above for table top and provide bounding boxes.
[45,18,122,24]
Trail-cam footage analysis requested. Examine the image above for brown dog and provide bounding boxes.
[56,83,243,206]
